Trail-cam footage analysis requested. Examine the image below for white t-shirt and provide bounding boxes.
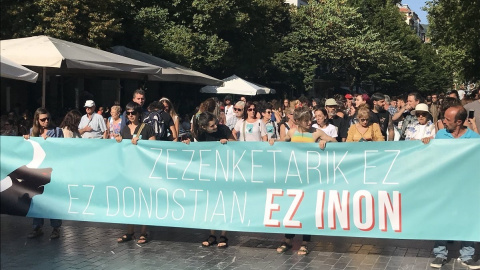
[311,123,338,138]
[225,105,235,129]
[234,119,267,141]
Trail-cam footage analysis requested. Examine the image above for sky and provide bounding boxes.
[401,0,429,24]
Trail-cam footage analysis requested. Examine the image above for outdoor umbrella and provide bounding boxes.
[111,46,222,86]
[0,56,38,83]
[0,35,162,107]
[200,75,275,96]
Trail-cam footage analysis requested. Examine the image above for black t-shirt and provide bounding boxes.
[371,111,390,138]
[329,116,348,142]
[120,123,155,140]
[196,124,231,142]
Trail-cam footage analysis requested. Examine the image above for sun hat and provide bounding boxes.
[84,100,95,107]
[411,103,430,116]
[325,98,338,106]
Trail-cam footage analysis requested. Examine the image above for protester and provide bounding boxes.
[464,88,480,133]
[404,104,435,141]
[393,92,423,140]
[160,97,180,140]
[312,107,337,138]
[423,105,480,269]
[115,102,155,244]
[232,101,268,142]
[23,108,63,239]
[370,92,394,141]
[1,119,17,136]
[258,102,279,140]
[275,106,336,255]
[346,104,385,142]
[105,105,122,139]
[144,101,176,141]
[185,111,235,248]
[324,98,348,142]
[78,100,107,139]
[121,89,148,130]
[60,109,82,138]
[279,106,296,141]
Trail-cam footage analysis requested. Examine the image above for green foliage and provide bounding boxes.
[425,0,480,82]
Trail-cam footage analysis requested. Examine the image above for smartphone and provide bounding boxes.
[468,110,475,119]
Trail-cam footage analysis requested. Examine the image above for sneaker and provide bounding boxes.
[50,228,60,239]
[27,227,44,239]
[462,259,480,269]
[430,257,446,268]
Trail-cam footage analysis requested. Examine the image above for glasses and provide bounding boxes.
[416,112,428,117]
[126,111,136,116]
[359,118,368,122]
[234,108,243,112]
[39,117,50,122]
[247,108,255,112]
[265,110,272,114]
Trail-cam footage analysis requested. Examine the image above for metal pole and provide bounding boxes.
[42,67,46,108]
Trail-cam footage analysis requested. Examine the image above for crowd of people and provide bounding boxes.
[1,87,479,268]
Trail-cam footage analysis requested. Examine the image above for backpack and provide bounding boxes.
[143,110,168,140]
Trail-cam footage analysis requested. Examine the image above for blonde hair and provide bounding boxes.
[357,104,370,120]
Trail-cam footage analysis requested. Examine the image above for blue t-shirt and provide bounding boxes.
[435,128,480,139]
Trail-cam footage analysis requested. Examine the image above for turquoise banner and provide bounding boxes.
[1,136,479,241]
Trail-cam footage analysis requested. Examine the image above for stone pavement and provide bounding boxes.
[1,215,478,270]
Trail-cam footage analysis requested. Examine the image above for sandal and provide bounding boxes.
[297,245,309,255]
[137,234,148,244]
[218,236,228,248]
[117,233,134,243]
[276,242,293,253]
[202,235,217,247]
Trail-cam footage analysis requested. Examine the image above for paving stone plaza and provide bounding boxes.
[1,215,478,269]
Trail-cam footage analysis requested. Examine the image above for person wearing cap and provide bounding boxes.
[404,103,436,141]
[324,98,348,142]
[78,100,107,139]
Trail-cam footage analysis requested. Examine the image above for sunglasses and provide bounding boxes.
[265,110,272,114]
[234,108,243,111]
[359,118,368,122]
[126,111,137,116]
[39,117,50,122]
[416,112,428,117]
[247,108,255,112]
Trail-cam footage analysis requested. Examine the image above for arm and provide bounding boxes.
[174,117,180,140]
[104,121,110,139]
[231,128,238,141]
[387,115,394,141]
[169,124,178,142]
[284,128,294,142]
[392,106,407,121]
[279,124,287,141]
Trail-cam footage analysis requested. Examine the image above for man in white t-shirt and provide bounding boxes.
[78,100,107,139]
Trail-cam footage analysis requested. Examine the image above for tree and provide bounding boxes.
[273,0,407,93]
[425,0,480,82]
[1,0,123,49]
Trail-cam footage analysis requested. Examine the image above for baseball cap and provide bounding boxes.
[84,100,95,107]
[345,94,353,99]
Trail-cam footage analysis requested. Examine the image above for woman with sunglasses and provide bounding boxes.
[405,103,436,141]
[23,108,63,239]
[232,101,267,142]
[185,111,235,247]
[346,104,384,142]
[115,102,155,244]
